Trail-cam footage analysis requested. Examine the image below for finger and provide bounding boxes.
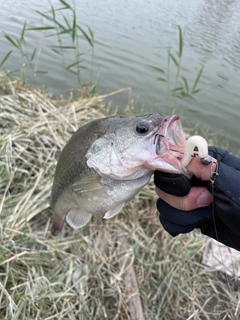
[159,214,195,236]
[186,156,217,181]
[155,186,213,211]
[154,171,191,196]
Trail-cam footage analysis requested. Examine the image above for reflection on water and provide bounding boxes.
[0,0,240,153]
[190,0,240,66]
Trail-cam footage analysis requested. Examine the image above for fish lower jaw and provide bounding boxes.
[170,154,192,177]
[153,153,191,177]
[179,163,192,178]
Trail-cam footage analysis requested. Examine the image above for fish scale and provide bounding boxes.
[50,114,187,235]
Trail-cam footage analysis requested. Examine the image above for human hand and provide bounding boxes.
[154,155,216,236]
[154,147,240,251]
[154,157,217,211]
[155,155,216,211]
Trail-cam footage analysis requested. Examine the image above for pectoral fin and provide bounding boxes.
[72,174,103,193]
[103,202,126,219]
[66,208,92,229]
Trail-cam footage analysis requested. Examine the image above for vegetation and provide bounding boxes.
[1,7,203,108]
[149,26,204,111]
[1,0,94,87]
[0,2,236,319]
[0,73,239,320]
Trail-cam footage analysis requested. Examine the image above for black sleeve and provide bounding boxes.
[200,217,240,251]
[206,148,240,239]
[209,146,240,170]
[202,147,240,249]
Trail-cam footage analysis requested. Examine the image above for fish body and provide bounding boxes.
[50,114,187,235]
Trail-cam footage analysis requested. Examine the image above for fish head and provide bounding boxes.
[86,114,189,179]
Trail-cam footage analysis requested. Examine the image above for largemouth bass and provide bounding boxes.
[50,114,188,235]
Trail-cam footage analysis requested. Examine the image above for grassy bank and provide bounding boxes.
[0,73,239,320]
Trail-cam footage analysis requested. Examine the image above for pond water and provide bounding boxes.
[1,0,240,153]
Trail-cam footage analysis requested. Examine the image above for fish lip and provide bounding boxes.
[154,115,190,176]
[155,115,185,156]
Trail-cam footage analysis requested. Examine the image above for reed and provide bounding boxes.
[149,26,204,111]
[0,72,239,320]
[1,0,94,87]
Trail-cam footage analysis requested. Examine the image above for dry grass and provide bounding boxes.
[0,72,240,320]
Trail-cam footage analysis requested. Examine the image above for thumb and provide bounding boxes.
[155,186,213,211]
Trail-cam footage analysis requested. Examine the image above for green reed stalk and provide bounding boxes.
[0,0,94,88]
[149,25,204,111]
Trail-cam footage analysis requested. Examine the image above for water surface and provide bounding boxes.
[1,0,240,153]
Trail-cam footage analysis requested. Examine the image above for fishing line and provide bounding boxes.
[209,160,235,290]
[209,159,219,238]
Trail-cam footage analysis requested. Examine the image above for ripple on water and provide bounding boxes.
[1,0,240,153]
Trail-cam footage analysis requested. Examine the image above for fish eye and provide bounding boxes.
[136,121,150,134]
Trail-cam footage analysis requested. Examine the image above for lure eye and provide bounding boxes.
[136,121,150,134]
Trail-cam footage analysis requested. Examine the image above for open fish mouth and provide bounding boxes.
[155,115,186,157]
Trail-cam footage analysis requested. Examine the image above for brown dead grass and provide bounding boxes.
[0,72,240,320]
